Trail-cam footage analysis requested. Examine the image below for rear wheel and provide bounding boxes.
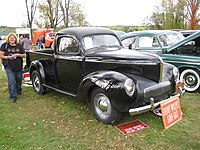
[180,69,200,92]
[90,88,122,124]
[31,70,46,95]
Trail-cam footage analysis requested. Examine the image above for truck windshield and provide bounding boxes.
[82,34,121,50]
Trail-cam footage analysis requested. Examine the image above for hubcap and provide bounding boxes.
[98,99,108,112]
[33,76,40,92]
[94,93,111,119]
[180,69,200,92]
[185,74,197,87]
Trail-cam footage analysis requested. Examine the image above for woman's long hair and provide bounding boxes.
[6,33,19,44]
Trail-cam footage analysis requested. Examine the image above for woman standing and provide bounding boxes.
[0,33,26,103]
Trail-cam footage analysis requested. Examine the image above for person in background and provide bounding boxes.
[37,35,43,50]
[0,33,26,103]
[23,35,32,50]
[19,35,24,46]
[0,36,4,71]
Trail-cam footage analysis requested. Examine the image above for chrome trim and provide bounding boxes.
[157,55,163,82]
[43,84,77,97]
[129,87,185,116]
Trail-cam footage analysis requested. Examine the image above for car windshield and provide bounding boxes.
[82,34,121,50]
[158,32,185,47]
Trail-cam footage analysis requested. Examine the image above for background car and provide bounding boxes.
[120,30,200,92]
[173,29,198,37]
[112,30,126,37]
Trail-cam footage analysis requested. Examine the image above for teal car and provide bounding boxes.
[120,30,200,92]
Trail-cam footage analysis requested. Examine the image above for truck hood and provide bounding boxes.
[86,47,163,83]
[87,47,161,63]
[166,31,200,53]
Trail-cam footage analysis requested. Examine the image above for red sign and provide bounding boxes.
[116,120,149,134]
[160,96,182,129]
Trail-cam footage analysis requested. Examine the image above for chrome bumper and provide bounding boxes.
[129,86,185,116]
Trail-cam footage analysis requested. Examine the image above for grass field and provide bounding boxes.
[0,68,200,150]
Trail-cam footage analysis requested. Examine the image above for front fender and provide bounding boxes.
[77,70,129,102]
[178,65,200,73]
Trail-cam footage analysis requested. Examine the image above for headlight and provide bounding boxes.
[124,78,135,97]
[173,67,180,82]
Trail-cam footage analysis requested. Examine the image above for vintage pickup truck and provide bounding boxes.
[26,27,184,124]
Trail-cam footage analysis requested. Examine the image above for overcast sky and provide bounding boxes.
[0,0,161,27]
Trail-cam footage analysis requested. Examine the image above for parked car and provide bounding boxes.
[173,29,198,37]
[27,27,184,124]
[112,30,126,37]
[120,30,200,92]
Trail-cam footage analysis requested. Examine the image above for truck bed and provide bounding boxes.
[34,49,54,55]
[26,49,54,67]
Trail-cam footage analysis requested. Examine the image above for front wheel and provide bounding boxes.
[90,88,122,124]
[31,70,46,95]
[180,69,200,92]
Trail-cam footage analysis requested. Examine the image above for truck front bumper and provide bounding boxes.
[129,84,185,116]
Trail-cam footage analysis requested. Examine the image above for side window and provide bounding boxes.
[58,37,79,54]
[122,37,136,48]
[139,36,154,48]
[152,37,160,47]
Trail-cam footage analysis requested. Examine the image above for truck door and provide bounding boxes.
[55,36,83,94]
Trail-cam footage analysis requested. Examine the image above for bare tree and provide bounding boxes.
[38,0,87,28]
[38,0,63,29]
[68,1,88,27]
[25,0,38,37]
[59,0,70,27]
[186,0,200,29]
[46,0,60,28]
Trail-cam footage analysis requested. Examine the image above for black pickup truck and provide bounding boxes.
[27,27,184,124]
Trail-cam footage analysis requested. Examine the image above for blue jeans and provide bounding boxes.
[5,67,22,99]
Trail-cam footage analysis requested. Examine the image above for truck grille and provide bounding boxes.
[144,81,171,102]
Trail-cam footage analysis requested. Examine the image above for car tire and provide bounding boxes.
[31,70,46,95]
[90,88,122,124]
[180,69,200,92]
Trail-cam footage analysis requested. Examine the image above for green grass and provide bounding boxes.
[0,68,200,150]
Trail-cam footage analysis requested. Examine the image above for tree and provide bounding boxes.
[68,1,88,27]
[38,0,62,29]
[25,0,38,38]
[175,0,187,29]
[146,0,187,29]
[59,0,70,27]
[38,0,87,29]
[146,6,164,29]
[186,0,200,29]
